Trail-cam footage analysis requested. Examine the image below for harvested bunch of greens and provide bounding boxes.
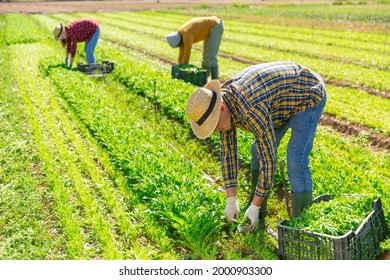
[285,195,376,236]
[171,64,207,86]
[177,64,202,72]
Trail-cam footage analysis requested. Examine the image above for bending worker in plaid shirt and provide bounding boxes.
[53,18,100,68]
[186,62,326,231]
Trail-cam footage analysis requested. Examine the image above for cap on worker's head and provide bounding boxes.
[53,23,64,41]
[186,80,222,139]
[166,31,181,48]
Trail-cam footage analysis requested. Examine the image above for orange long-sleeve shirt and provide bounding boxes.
[178,16,220,64]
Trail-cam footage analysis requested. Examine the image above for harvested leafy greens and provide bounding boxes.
[285,195,376,236]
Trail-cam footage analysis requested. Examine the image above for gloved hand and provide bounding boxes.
[224,196,240,224]
[244,203,261,231]
[65,57,68,65]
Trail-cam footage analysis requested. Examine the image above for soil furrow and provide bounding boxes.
[320,113,390,150]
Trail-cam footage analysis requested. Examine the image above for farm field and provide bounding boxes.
[0,1,389,260]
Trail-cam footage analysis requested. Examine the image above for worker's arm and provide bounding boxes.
[249,116,278,206]
[225,187,236,198]
[180,43,192,64]
[66,38,77,67]
[69,55,74,68]
[178,33,193,64]
[65,53,73,67]
[244,138,274,231]
[220,127,239,191]
[220,127,240,223]
[178,45,184,64]
[252,195,265,207]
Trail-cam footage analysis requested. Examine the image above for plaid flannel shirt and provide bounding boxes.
[66,18,99,57]
[220,62,326,197]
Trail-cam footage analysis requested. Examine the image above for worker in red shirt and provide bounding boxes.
[166,16,224,80]
[53,18,100,68]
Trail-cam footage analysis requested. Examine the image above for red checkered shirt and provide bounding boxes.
[65,18,99,57]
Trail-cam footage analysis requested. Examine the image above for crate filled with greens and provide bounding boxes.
[278,194,387,260]
[171,64,207,87]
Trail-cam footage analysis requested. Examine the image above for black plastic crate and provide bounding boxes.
[77,60,114,74]
[171,64,207,87]
[101,60,114,73]
[278,194,387,260]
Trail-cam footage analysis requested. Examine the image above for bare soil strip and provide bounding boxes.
[325,79,390,99]
[320,113,390,150]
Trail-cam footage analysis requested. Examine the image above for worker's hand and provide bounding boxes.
[244,203,261,231]
[65,57,68,65]
[224,196,240,224]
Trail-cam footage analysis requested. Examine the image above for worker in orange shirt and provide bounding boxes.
[166,16,224,80]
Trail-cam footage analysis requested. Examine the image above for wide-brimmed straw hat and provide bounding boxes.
[186,80,222,139]
[53,23,64,41]
[166,31,181,48]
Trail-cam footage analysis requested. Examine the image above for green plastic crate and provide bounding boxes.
[171,64,207,87]
[278,194,387,260]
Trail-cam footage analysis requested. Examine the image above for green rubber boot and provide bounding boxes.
[291,191,313,219]
[247,170,268,218]
[210,66,219,80]
[203,65,211,78]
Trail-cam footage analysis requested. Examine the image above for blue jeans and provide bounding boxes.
[84,26,100,64]
[251,97,326,193]
[202,20,224,68]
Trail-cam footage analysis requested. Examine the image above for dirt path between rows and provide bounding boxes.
[320,113,390,150]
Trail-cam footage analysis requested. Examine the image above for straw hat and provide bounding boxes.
[166,31,181,48]
[53,23,64,41]
[186,80,222,139]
